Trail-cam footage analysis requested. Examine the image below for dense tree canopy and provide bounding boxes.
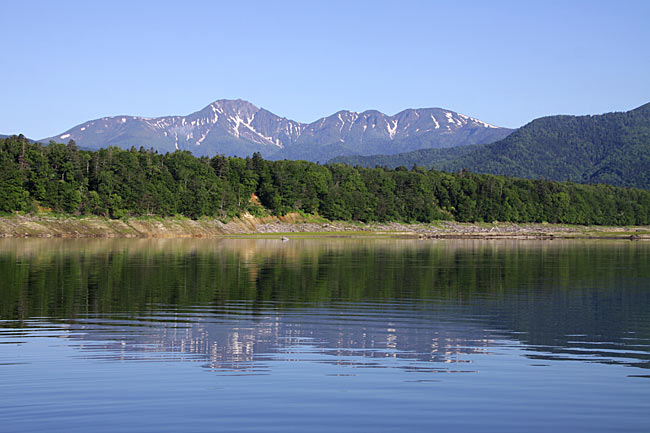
[1,135,650,225]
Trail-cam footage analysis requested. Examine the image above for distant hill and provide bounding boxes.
[0,134,34,142]
[329,145,478,169]
[331,103,650,189]
[42,99,512,162]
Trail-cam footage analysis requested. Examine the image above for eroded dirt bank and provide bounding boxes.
[0,213,649,240]
[0,213,311,238]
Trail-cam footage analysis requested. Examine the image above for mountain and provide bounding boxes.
[331,103,650,189]
[42,99,512,161]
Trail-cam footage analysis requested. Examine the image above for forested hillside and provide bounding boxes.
[331,103,650,189]
[2,135,650,225]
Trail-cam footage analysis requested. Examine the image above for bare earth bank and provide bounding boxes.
[1,213,649,240]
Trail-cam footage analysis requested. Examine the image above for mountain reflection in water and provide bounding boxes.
[11,303,499,375]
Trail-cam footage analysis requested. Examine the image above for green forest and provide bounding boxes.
[2,134,650,225]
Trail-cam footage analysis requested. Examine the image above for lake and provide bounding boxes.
[1,238,649,432]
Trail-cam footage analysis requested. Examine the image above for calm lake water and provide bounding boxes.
[1,238,649,432]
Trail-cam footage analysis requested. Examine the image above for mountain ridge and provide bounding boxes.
[42,99,512,161]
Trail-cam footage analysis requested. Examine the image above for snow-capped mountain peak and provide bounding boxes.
[44,99,512,161]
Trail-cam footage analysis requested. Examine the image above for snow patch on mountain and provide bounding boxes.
[387,119,398,139]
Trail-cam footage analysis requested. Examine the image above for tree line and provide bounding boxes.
[1,135,650,225]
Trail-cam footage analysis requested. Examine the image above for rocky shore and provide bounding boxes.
[0,213,649,240]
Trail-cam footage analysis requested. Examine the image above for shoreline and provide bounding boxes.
[1,213,649,241]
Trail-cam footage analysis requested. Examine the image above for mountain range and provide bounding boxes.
[42,99,512,161]
[331,102,650,189]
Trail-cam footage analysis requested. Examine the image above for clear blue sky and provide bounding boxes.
[1,0,649,139]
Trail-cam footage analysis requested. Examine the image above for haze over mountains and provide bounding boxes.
[42,99,512,161]
[332,102,650,190]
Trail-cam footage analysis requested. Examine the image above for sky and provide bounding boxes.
[1,0,649,139]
